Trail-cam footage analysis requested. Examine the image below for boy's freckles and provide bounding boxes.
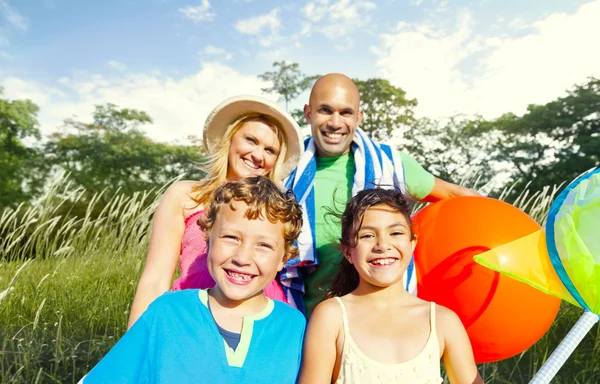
[206,200,287,305]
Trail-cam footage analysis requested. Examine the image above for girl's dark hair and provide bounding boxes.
[326,187,414,298]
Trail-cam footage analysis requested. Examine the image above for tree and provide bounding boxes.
[354,78,417,141]
[0,88,47,208]
[401,115,498,186]
[258,61,318,112]
[484,77,600,193]
[44,103,206,202]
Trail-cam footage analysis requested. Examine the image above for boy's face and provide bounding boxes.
[207,200,288,303]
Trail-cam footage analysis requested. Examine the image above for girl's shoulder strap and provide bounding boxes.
[429,301,437,337]
[334,297,350,337]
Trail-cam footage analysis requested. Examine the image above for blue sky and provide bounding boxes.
[1,0,599,143]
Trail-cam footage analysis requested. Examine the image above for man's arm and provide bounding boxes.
[397,151,480,202]
[422,177,481,202]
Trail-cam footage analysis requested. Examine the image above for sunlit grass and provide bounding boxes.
[0,175,598,383]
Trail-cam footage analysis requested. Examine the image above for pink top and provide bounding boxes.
[171,210,289,303]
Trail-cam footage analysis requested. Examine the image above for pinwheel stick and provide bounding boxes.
[530,311,599,383]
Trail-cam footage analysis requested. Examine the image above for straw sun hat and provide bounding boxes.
[203,95,303,179]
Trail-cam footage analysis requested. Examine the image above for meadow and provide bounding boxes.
[0,177,598,383]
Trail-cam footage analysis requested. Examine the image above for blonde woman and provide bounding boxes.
[127,95,303,328]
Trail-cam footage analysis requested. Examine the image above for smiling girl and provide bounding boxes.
[127,95,302,328]
[299,188,483,384]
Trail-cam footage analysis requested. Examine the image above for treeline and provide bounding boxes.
[1,100,206,215]
[2,62,599,214]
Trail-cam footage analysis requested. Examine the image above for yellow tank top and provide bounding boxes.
[334,298,444,384]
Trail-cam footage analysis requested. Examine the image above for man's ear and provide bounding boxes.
[303,104,311,124]
[357,109,364,126]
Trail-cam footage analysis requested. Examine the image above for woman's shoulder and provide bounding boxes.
[162,181,203,211]
[167,180,198,196]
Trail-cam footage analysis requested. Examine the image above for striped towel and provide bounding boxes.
[281,128,417,312]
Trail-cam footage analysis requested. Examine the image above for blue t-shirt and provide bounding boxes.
[84,290,306,384]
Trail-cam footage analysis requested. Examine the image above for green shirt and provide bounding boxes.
[303,151,435,316]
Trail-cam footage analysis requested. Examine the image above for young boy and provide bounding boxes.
[82,176,305,383]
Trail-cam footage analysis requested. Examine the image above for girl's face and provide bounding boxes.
[344,204,416,289]
[226,121,281,180]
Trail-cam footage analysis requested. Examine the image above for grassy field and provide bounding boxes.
[0,179,598,383]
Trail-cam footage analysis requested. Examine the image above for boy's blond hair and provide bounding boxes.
[198,176,303,258]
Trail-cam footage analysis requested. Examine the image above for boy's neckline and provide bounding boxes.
[197,289,274,368]
[198,289,274,321]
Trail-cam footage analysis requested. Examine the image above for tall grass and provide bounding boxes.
[0,176,160,262]
[0,176,598,383]
[0,175,160,383]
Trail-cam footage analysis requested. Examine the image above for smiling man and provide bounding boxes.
[281,73,480,316]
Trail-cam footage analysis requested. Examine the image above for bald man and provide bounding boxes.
[281,74,480,316]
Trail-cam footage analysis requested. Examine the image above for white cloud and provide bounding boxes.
[298,22,311,38]
[202,45,232,60]
[0,50,14,60]
[411,0,424,5]
[507,16,532,31]
[0,63,274,143]
[1,77,66,106]
[179,0,215,23]
[235,8,281,47]
[373,0,600,119]
[107,60,127,72]
[235,8,280,35]
[0,0,28,32]
[302,0,376,40]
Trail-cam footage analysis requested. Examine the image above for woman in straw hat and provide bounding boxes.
[127,95,303,328]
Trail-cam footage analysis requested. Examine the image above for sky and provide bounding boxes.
[1,0,599,143]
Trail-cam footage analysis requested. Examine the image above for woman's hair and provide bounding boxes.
[198,176,303,258]
[191,113,288,206]
[326,187,415,298]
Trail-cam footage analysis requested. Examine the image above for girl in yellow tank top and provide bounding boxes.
[298,188,484,384]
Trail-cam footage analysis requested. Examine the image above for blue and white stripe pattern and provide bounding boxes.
[280,128,417,312]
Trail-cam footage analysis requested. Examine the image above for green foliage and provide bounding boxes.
[258,61,319,111]
[354,78,418,141]
[290,108,308,130]
[402,115,499,185]
[0,88,48,209]
[482,77,600,192]
[44,104,206,203]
